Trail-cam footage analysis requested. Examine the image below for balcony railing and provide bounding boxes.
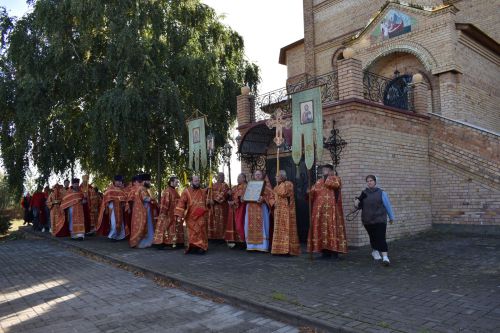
[252,70,414,121]
[363,71,415,111]
[363,71,391,104]
[254,71,339,121]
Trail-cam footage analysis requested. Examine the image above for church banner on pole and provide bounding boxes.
[291,86,323,170]
[186,115,208,172]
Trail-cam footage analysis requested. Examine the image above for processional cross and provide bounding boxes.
[266,108,291,176]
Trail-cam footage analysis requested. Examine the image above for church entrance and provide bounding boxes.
[266,156,314,243]
[238,122,315,243]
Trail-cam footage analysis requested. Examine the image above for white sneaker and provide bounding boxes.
[371,250,382,260]
[382,256,390,266]
[41,227,46,233]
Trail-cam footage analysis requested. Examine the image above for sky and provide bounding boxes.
[0,0,304,93]
[202,0,304,92]
[0,0,304,186]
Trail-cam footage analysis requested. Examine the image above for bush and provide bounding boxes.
[0,215,11,234]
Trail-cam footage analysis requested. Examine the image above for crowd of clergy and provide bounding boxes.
[35,164,395,263]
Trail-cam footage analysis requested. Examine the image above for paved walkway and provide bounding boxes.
[0,239,299,333]
[8,229,500,333]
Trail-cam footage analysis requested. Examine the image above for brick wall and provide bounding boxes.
[315,2,500,132]
[454,0,500,42]
[285,44,306,79]
[322,101,432,246]
[313,0,386,46]
[360,8,457,73]
[453,32,500,133]
[429,114,500,225]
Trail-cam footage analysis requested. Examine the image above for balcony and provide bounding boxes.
[251,65,420,122]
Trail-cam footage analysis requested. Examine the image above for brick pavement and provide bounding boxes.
[11,229,500,332]
[0,239,299,333]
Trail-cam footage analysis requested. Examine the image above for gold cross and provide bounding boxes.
[266,108,291,146]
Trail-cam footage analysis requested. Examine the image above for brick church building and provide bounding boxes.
[235,0,499,246]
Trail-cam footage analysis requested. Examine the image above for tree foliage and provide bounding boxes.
[0,172,14,234]
[0,0,259,195]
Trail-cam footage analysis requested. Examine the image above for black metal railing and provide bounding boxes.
[288,71,339,103]
[254,87,289,121]
[363,71,415,111]
[254,70,339,120]
[363,71,391,104]
[254,70,415,119]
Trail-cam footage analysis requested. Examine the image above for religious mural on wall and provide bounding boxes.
[371,9,416,42]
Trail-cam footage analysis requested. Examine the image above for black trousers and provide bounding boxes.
[364,223,388,252]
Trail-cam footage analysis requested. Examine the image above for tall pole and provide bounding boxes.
[276,147,280,177]
[157,145,161,202]
[207,133,215,236]
[308,166,313,261]
[227,157,232,188]
[224,142,232,188]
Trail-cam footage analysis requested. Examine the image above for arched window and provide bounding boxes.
[331,47,345,70]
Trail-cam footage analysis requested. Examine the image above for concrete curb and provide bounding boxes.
[20,228,362,333]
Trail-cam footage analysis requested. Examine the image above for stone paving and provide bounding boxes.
[5,229,500,333]
[0,239,299,333]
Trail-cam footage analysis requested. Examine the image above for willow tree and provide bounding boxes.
[0,1,259,195]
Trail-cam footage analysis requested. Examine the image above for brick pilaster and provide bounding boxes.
[412,82,429,115]
[337,58,364,100]
[303,0,315,77]
[236,94,254,127]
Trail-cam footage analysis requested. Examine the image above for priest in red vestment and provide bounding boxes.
[245,170,275,252]
[153,176,183,247]
[58,178,86,240]
[307,164,348,257]
[47,184,64,236]
[80,174,99,235]
[97,175,127,240]
[174,175,208,254]
[207,172,229,240]
[271,170,300,256]
[123,175,140,236]
[129,174,155,248]
[225,173,247,247]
